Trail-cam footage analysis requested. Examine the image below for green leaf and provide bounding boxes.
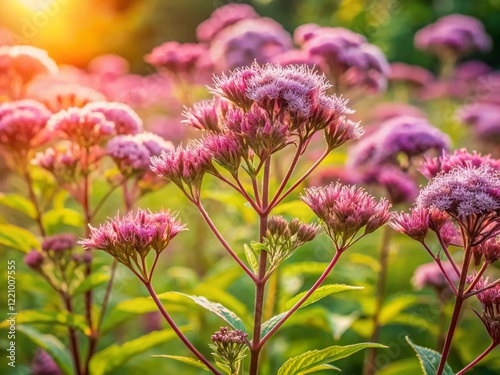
[89,328,187,375]
[44,208,83,233]
[301,364,341,373]
[101,293,191,334]
[0,193,36,218]
[327,311,360,340]
[278,343,387,375]
[375,358,422,375]
[0,224,40,253]
[152,355,211,372]
[171,292,247,333]
[406,337,454,375]
[379,295,420,324]
[72,266,110,296]
[0,310,89,335]
[16,325,74,375]
[244,244,259,274]
[261,312,288,338]
[285,284,363,310]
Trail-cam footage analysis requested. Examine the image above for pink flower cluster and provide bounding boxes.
[79,209,186,275]
[415,14,491,57]
[301,183,391,250]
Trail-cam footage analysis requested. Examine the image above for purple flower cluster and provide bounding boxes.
[288,24,389,92]
[79,209,186,277]
[459,103,500,143]
[301,183,391,250]
[415,14,491,57]
[42,234,76,252]
[472,278,500,342]
[412,261,459,292]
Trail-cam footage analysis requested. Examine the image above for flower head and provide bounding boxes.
[32,143,80,182]
[472,236,500,266]
[472,277,500,342]
[389,62,434,86]
[42,234,76,253]
[412,261,459,292]
[47,107,115,147]
[301,183,391,250]
[0,99,51,153]
[24,249,44,270]
[415,14,491,57]
[79,209,186,280]
[390,208,429,243]
[182,99,226,133]
[200,133,244,175]
[210,327,248,374]
[84,101,143,135]
[458,103,500,143]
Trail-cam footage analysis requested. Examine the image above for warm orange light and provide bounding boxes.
[18,0,59,12]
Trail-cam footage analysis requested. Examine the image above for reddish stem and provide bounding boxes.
[456,341,498,375]
[62,294,83,375]
[144,282,221,375]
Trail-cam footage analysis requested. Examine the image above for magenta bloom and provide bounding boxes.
[348,116,450,167]
[80,209,186,278]
[182,98,227,133]
[415,14,491,57]
[196,3,259,43]
[150,142,214,197]
[84,101,143,135]
[107,132,173,175]
[87,53,129,78]
[415,165,500,219]
[145,41,212,78]
[472,236,500,266]
[0,99,52,152]
[42,234,76,253]
[371,103,426,123]
[390,208,430,243]
[471,277,500,342]
[47,107,115,147]
[32,143,79,182]
[419,148,500,179]
[453,60,492,82]
[209,18,293,72]
[301,183,391,250]
[24,250,44,270]
[362,166,419,205]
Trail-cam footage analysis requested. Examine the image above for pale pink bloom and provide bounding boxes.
[87,54,129,78]
[84,101,143,135]
[453,60,492,82]
[47,107,115,147]
[412,261,458,291]
[32,143,79,181]
[472,236,500,265]
[0,99,51,151]
[370,103,426,123]
[42,234,76,252]
[389,62,434,86]
[458,102,500,143]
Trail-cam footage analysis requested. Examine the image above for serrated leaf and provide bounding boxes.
[244,244,259,274]
[0,310,89,335]
[16,325,74,375]
[89,328,188,375]
[0,193,36,218]
[0,224,40,253]
[72,267,110,296]
[152,355,211,372]
[171,292,247,333]
[285,284,363,310]
[277,342,387,375]
[44,208,83,233]
[406,337,454,375]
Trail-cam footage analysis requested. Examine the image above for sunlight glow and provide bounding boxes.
[18,0,59,12]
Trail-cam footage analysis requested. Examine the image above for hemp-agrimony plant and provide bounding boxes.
[82,63,391,374]
[391,149,500,375]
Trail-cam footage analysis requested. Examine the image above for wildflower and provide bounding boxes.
[31,349,62,375]
[362,166,419,205]
[458,103,500,143]
[84,101,143,135]
[472,236,500,266]
[47,107,115,147]
[416,165,500,218]
[211,65,256,110]
[150,142,214,199]
[196,3,259,43]
[324,117,363,150]
[88,53,129,78]
[472,278,500,342]
[201,133,244,175]
[32,144,80,183]
[145,42,212,78]
[453,60,492,83]
[371,103,426,123]
[412,261,459,292]
[348,116,450,167]
[209,17,293,71]
[210,327,248,375]
[390,208,429,243]
[23,250,44,270]
[0,100,52,153]
[301,183,391,250]
[79,209,186,280]
[182,99,225,133]
[438,221,460,247]
[253,215,319,273]
[419,148,500,179]
[107,132,173,176]
[0,45,58,90]
[42,234,76,253]
[415,14,491,57]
